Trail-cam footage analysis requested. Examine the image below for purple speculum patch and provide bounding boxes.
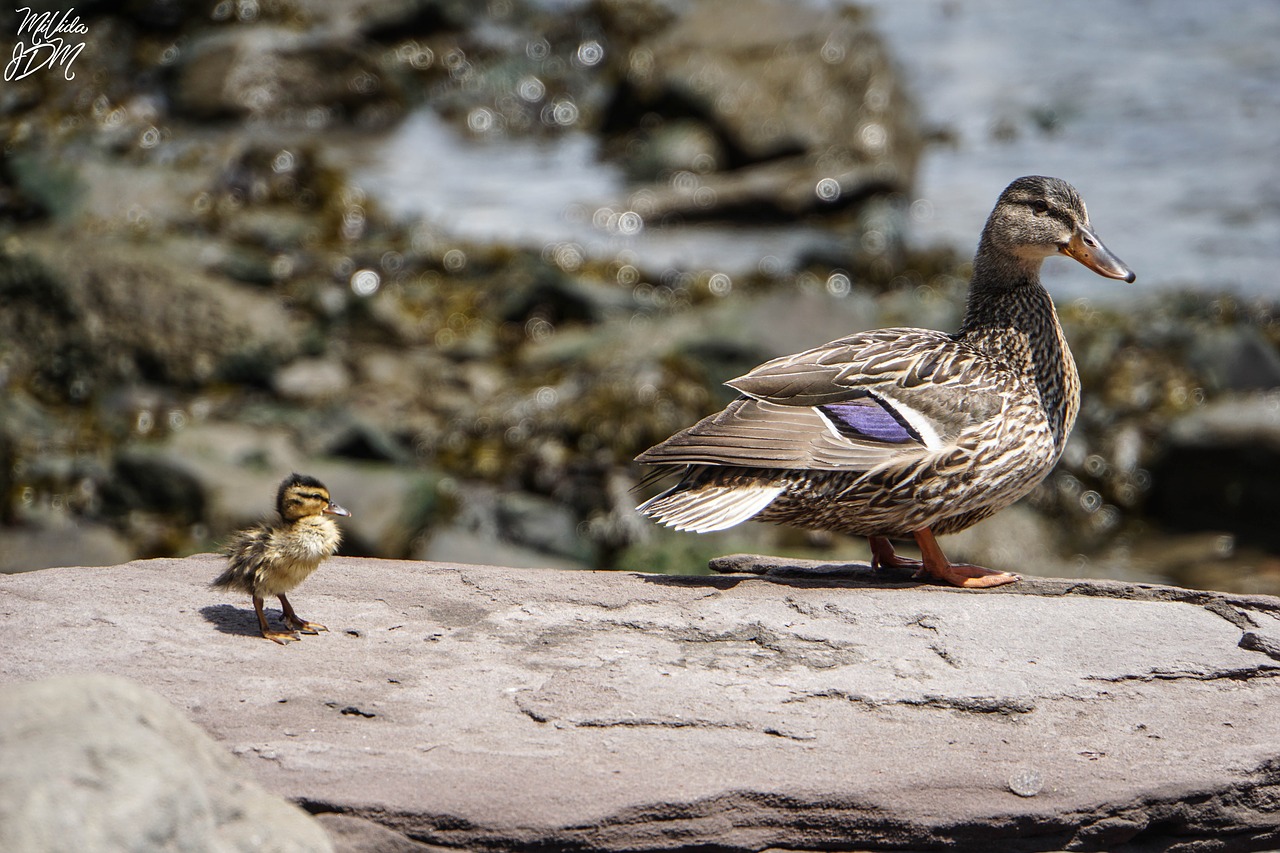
[820,400,919,444]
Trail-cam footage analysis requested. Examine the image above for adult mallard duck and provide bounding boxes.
[636,175,1134,588]
[213,473,351,644]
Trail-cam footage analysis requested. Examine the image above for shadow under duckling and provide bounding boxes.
[213,473,351,644]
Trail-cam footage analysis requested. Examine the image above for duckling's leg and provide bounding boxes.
[254,595,301,644]
[912,528,1020,589]
[278,594,327,634]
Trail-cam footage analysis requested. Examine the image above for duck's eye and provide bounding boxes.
[1030,200,1050,215]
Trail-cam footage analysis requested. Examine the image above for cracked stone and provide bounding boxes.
[2,555,1279,852]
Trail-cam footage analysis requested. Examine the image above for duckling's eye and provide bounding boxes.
[1030,200,1050,215]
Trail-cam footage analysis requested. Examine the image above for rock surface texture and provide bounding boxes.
[2,555,1279,852]
[0,674,333,852]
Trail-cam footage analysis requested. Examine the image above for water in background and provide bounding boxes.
[349,110,847,279]
[352,0,1280,300]
[859,0,1280,300]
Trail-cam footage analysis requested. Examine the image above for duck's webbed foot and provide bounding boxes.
[278,594,328,635]
[922,560,1020,589]
[912,528,1020,589]
[868,536,924,571]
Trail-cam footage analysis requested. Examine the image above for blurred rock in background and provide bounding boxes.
[1,0,1277,595]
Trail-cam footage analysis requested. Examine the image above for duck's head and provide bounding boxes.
[982,175,1135,283]
[277,473,351,523]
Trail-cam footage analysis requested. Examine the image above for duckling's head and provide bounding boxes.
[981,175,1135,283]
[276,473,351,523]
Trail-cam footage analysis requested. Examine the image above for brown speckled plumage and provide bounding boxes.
[213,473,350,643]
[636,176,1134,588]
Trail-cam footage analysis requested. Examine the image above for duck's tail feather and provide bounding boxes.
[637,483,784,533]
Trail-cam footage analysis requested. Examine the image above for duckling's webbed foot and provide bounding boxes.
[912,528,1020,589]
[284,617,327,634]
[254,596,301,644]
[278,594,327,635]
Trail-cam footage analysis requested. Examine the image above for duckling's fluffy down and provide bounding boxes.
[212,516,342,598]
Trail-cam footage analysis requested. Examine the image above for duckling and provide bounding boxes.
[637,176,1134,588]
[213,473,351,644]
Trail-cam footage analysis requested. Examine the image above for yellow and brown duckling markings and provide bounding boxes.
[637,176,1135,589]
[213,473,351,644]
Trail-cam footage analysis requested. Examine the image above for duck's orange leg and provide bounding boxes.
[912,527,1019,589]
[278,593,327,635]
[254,595,300,644]
[868,536,924,571]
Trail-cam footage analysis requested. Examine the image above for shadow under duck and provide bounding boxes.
[213,473,351,644]
[636,176,1135,588]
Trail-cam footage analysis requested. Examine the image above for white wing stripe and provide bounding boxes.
[637,484,784,533]
[873,392,944,450]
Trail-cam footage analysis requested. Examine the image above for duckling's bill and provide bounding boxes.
[324,500,352,517]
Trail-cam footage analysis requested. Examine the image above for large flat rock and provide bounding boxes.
[2,554,1279,851]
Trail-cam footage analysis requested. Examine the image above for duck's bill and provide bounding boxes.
[325,501,352,517]
[1060,224,1136,282]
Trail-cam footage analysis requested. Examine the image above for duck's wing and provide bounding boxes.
[636,328,1008,472]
